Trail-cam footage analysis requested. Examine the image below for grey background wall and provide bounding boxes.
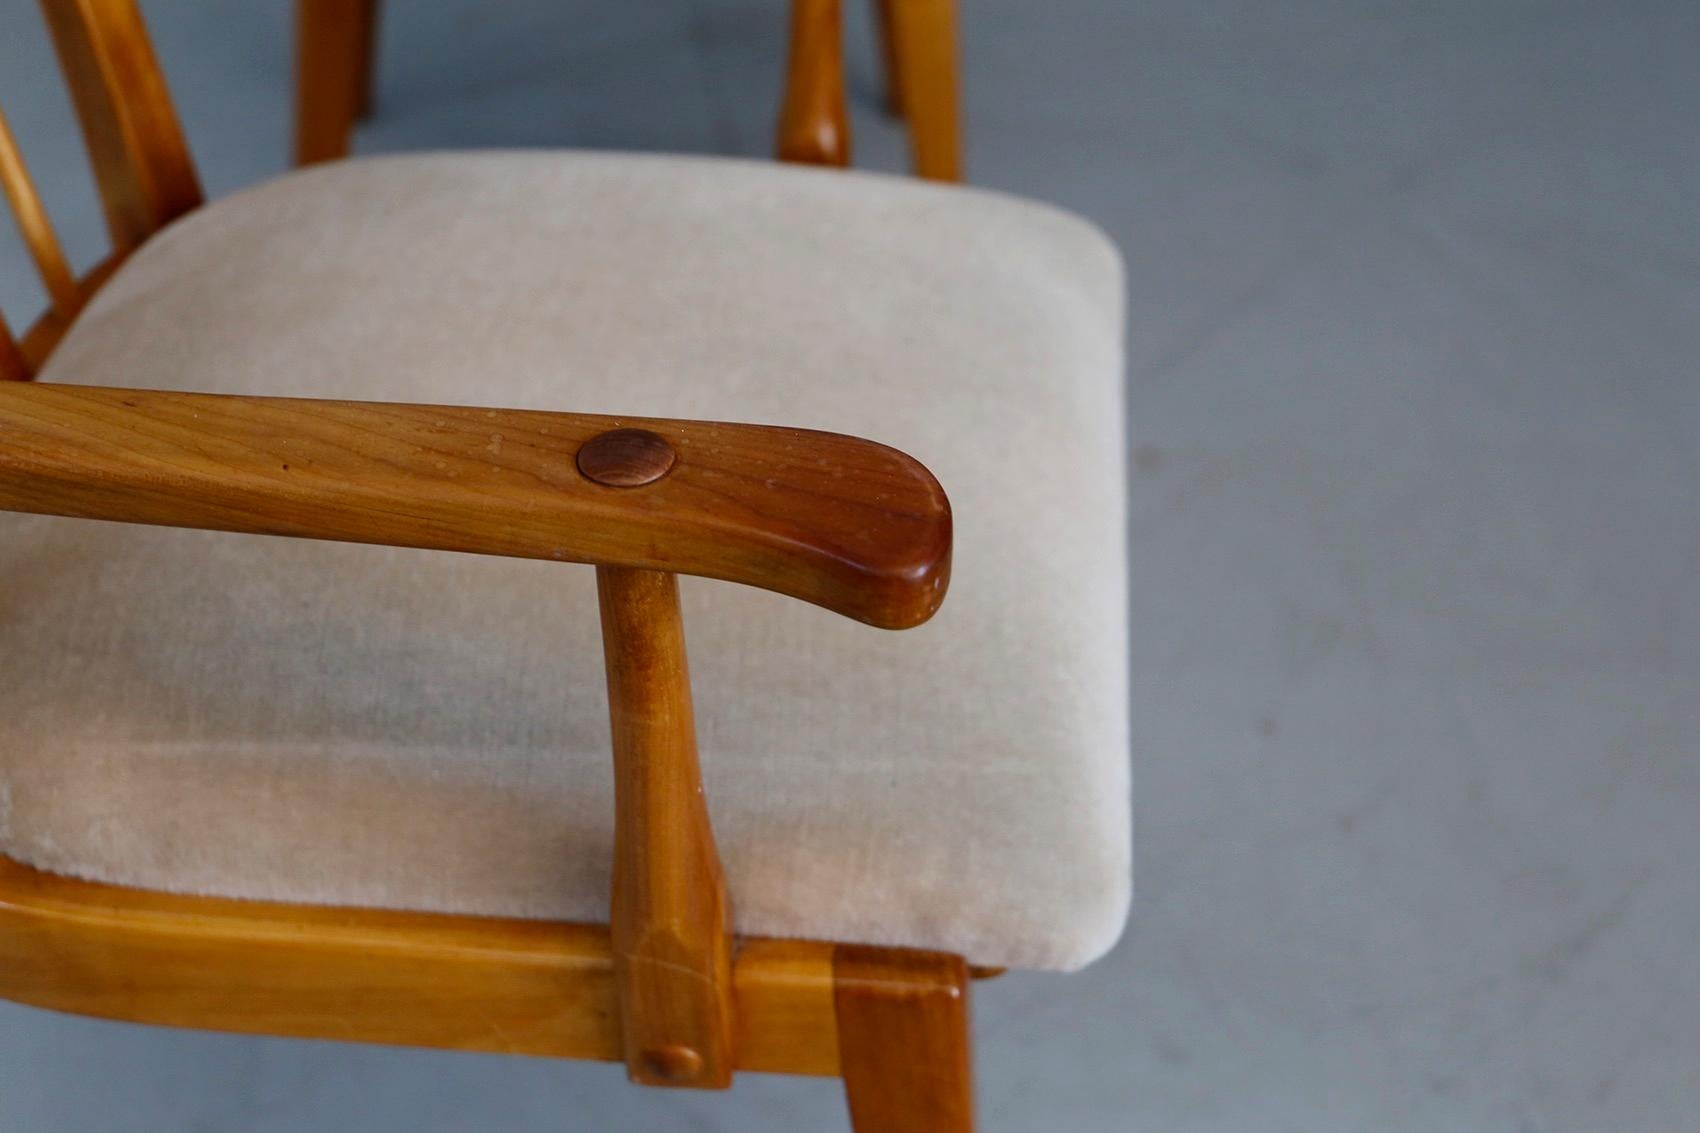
[1,1,1696,1129]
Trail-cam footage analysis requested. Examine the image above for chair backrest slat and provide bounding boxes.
[0,106,81,319]
[38,0,201,251]
[2,0,201,373]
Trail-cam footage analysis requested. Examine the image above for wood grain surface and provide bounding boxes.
[0,383,952,629]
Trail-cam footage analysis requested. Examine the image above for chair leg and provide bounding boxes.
[777,0,852,167]
[871,0,904,116]
[293,0,380,166]
[835,945,975,1133]
[883,0,963,181]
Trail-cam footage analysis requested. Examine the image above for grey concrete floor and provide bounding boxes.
[2,1,1698,1129]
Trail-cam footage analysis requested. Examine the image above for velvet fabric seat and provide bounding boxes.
[1,151,1128,971]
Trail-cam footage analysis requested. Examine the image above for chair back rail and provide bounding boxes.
[1,0,202,377]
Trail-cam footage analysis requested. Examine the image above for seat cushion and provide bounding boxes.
[8,151,1127,971]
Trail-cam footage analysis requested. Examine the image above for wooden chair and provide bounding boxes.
[294,0,963,180]
[0,2,1128,1129]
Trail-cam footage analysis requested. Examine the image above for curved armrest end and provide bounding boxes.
[0,383,952,628]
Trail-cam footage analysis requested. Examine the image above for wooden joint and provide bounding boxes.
[596,565,735,1088]
[0,312,29,382]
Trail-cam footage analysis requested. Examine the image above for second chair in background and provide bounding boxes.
[294,0,961,180]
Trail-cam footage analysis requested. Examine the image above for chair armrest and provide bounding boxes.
[0,382,951,628]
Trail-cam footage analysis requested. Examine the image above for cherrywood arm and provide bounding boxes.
[0,382,951,630]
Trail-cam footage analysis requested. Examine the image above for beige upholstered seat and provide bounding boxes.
[2,152,1127,971]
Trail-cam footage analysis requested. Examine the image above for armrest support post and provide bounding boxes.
[597,565,734,1088]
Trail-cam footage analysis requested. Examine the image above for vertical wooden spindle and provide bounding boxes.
[596,564,735,1089]
[294,0,379,165]
[884,0,963,181]
[40,0,202,250]
[0,105,80,319]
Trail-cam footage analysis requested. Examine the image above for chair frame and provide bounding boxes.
[0,2,980,1128]
[296,0,963,181]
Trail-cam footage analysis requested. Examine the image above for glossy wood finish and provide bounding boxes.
[0,845,982,1096]
[293,0,378,165]
[777,0,851,167]
[577,427,678,488]
[0,852,851,1074]
[836,945,976,1132]
[883,0,963,181]
[742,937,842,1075]
[0,106,79,319]
[38,0,201,249]
[597,566,735,1087]
[0,383,951,629]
